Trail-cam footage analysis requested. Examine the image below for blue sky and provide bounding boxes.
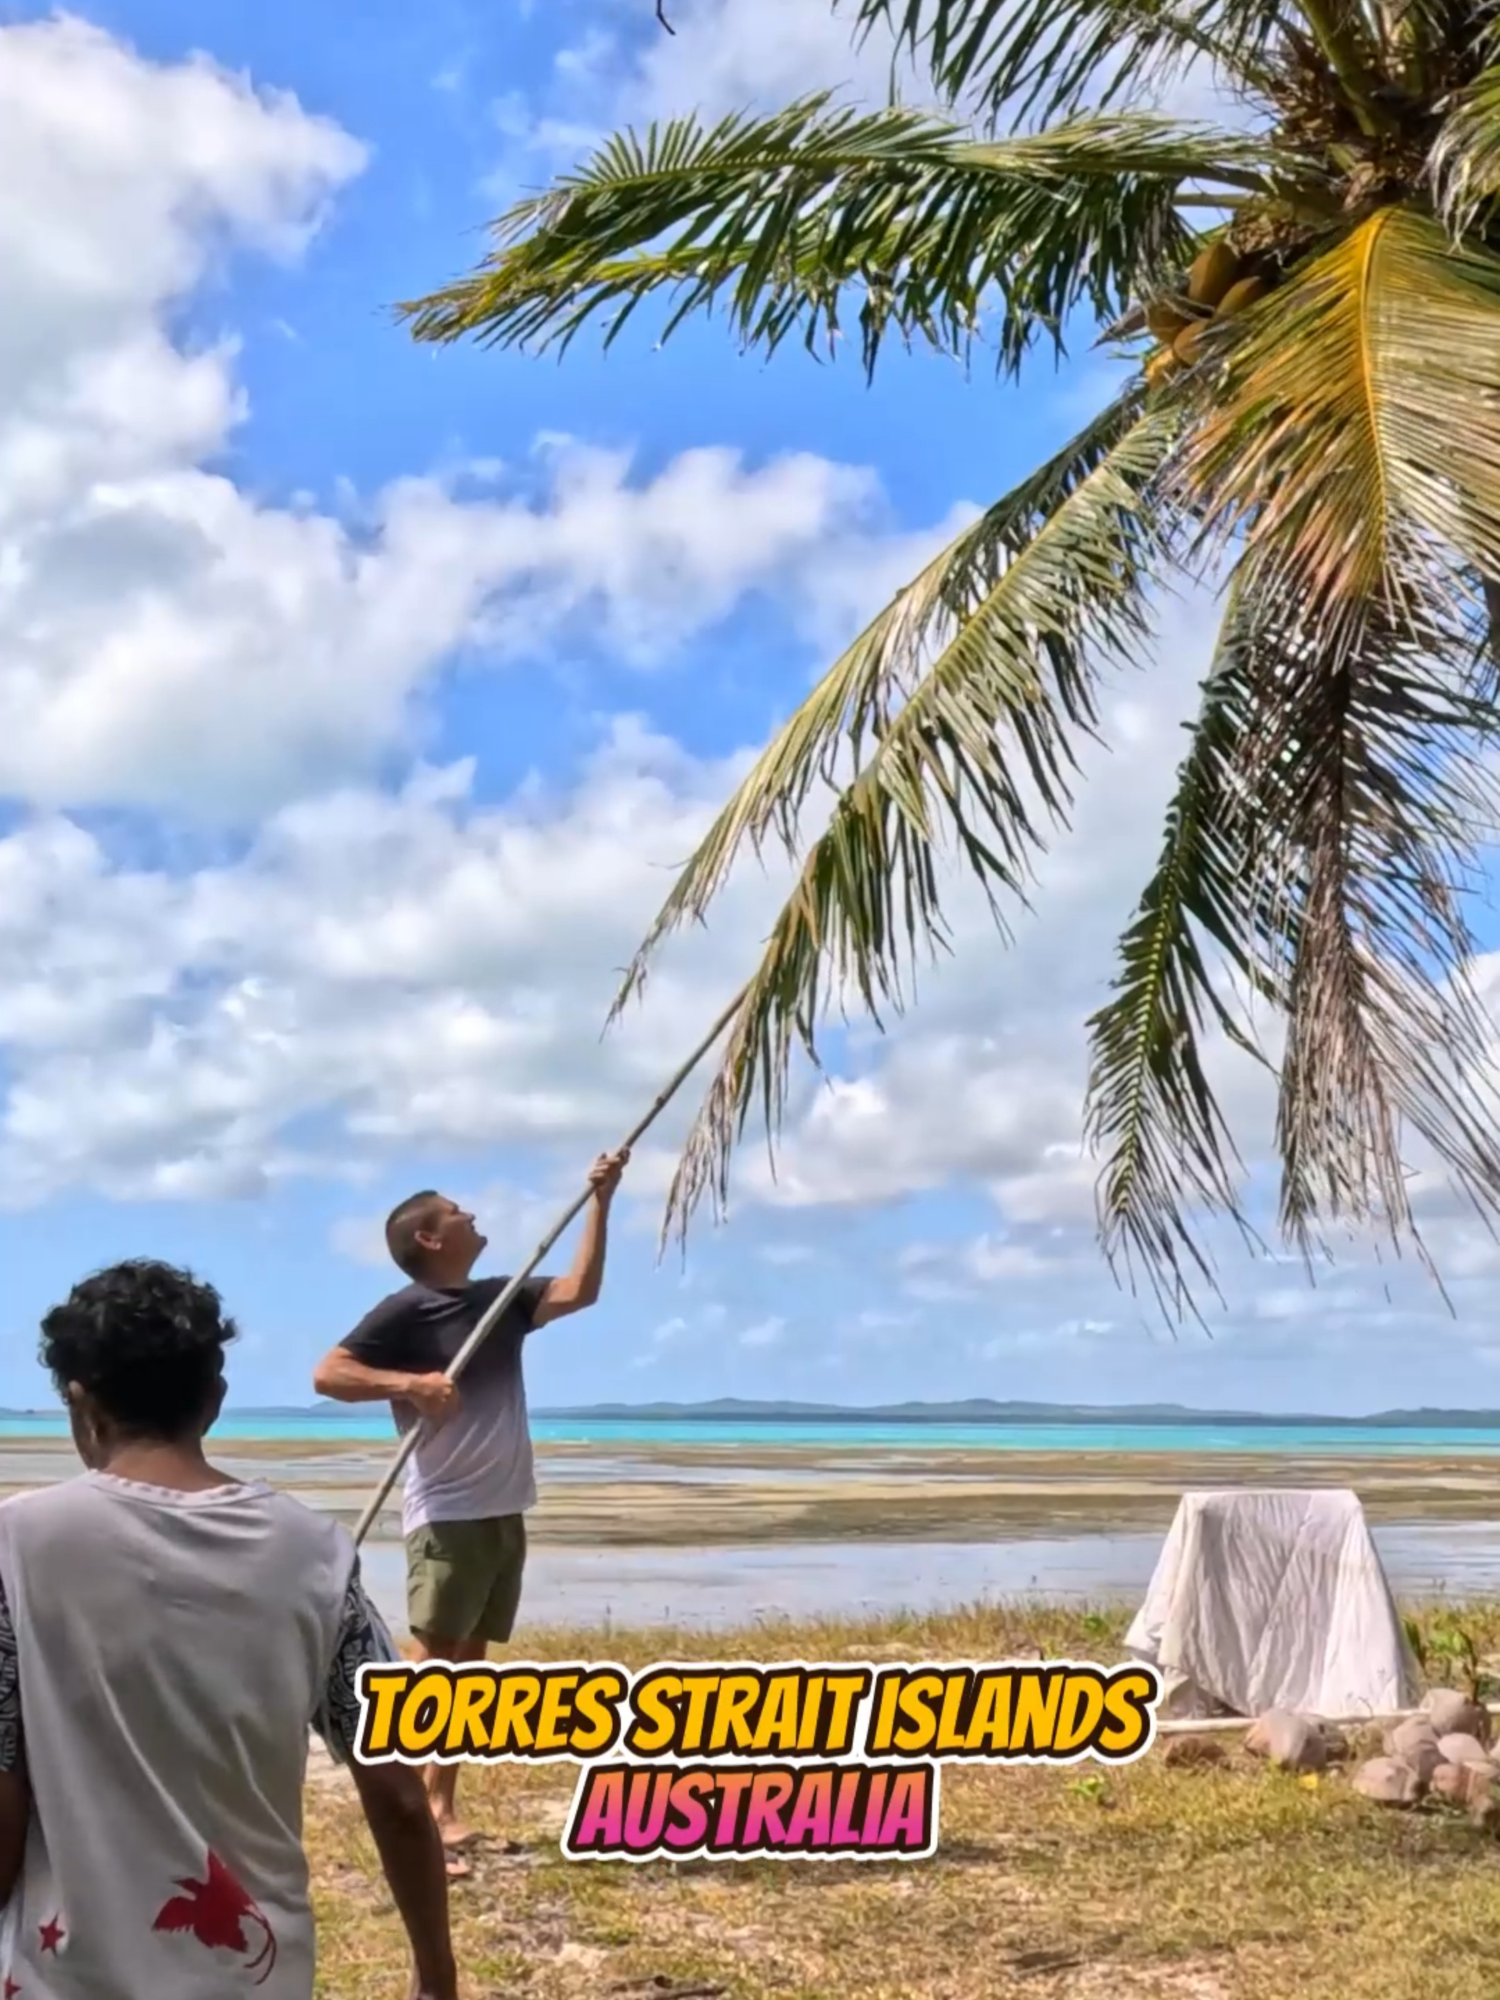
[2,0,1498,1418]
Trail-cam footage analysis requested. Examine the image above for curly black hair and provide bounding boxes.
[39,1258,238,1439]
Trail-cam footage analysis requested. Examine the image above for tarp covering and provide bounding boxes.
[1125,1489,1422,1720]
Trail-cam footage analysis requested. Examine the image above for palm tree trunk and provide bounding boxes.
[1296,0,1397,137]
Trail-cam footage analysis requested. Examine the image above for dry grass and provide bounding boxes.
[310,1600,1500,2000]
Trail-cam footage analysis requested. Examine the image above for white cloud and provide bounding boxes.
[500,0,1246,193]
[0,18,930,823]
[585,0,908,126]
[0,719,779,1205]
[739,1314,786,1348]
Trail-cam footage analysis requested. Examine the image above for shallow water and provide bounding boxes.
[356,1520,1500,1635]
[6,1413,1500,1452]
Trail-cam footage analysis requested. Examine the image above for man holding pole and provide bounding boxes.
[312,1149,628,1869]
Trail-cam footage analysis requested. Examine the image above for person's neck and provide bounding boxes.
[94,1436,232,1493]
[420,1261,476,1290]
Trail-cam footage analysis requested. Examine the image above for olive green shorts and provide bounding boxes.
[405,1514,527,1647]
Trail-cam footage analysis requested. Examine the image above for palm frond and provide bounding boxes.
[847,0,1289,123]
[1083,586,1275,1322]
[1087,553,1500,1319]
[615,384,1151,1011]
[399,97,1276,376]
[1173,207,1500,647]
[623,409,1177,1240]
[1431,59,1500,232]
[1237,587,1500,1264]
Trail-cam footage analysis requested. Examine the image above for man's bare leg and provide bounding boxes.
[410,1632,486,1873]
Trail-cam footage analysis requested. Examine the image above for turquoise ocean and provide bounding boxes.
[2,1413,1499,1452]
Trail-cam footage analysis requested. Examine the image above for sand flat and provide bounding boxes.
[2,1436,1494,1548]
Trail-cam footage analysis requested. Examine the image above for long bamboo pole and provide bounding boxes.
[351,985,746,1547]
[1157,1700,1500,1738]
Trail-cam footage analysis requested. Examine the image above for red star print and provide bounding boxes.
[5,1973,20,1996]
[35,1918,63,1955]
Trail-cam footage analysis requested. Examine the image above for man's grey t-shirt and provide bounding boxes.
[0,1473,395,2000]
[339,1276,549,1534]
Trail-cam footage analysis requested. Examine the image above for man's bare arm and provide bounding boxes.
[532,1150,628,1327]
[312,1348,458,1427]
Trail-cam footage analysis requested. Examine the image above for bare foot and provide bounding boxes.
[444,1853,472,1881]
[433,1817,480,1852]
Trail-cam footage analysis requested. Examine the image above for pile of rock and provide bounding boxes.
[1350,1690,1499,1829]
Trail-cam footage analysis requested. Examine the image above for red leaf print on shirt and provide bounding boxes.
[153,1850,278,1985]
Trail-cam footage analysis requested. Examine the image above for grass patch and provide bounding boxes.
[310,1600,1500,1999]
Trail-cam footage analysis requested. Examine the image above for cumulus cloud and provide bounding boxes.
[496,0,1246,191]
[0,19,931,822]
[0,719,779,1205]
[738,1314,786,1348]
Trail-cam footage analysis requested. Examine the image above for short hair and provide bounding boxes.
[385,1191,447,1277]
[39,1259,236,1439]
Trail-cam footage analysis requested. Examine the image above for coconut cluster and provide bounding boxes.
[1144,239,1272,385]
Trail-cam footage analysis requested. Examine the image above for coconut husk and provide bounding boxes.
[1217,275,1270,317]
[1185,240,1240,309]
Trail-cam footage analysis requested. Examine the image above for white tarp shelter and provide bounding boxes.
[1125,1488,1422,1720]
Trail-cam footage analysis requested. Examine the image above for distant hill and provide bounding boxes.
[5,1396,1489,1427]
[515,1397,1500,1427]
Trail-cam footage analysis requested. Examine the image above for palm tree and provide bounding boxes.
[399,0,1500,1319]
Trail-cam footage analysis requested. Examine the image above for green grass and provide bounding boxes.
[309,1600,1500,1999]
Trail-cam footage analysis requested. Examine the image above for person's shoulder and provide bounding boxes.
[375,1280,429,1310]
[466,1276,538,1320]
[261,1488,359,1566]
[466,1275,510,1302]
[351,1281,429,1329]
[0,1481,85,1524]
[0,1475,121,1554]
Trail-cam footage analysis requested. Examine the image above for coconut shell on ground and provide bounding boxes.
[1163,1736,1228,1770]
[1388,1737,1442,1784]
[1386,1716,1441,1765]
[1245,1712,1326,1772]
[1436,1732,1492,1769]
[1421,1690,1490,1743]
[1353,1757,1425,1806]
[1430,1761,1495,1810]
[1318,1723,1351,1763]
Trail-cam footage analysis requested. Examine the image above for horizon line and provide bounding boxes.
[3,1397,1499,1424]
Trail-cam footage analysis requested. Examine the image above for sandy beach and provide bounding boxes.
[4,1433,1496,1630]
